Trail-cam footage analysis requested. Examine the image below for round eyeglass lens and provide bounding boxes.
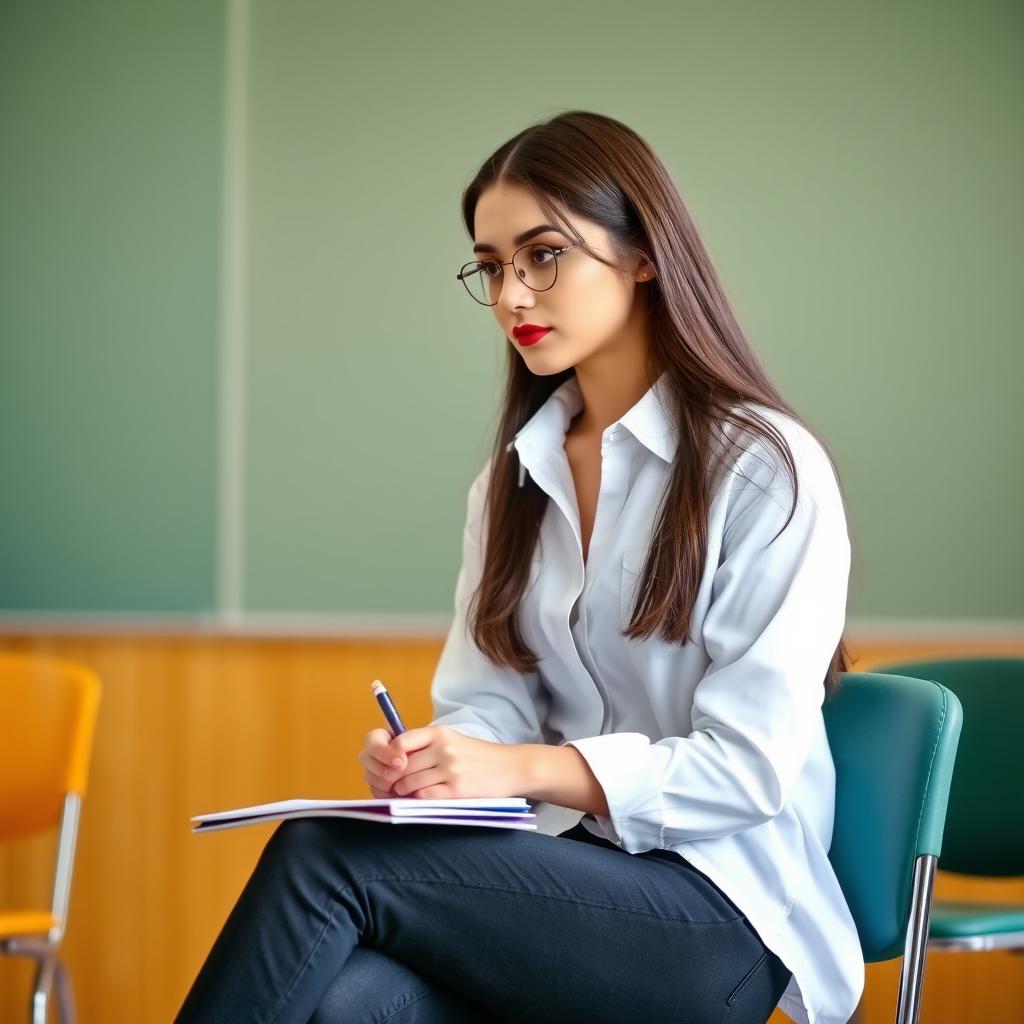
[460,244,561,305]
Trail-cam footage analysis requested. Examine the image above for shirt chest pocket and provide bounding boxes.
[619,547,689,661]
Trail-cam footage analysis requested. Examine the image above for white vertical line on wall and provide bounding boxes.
[216,0,250,624]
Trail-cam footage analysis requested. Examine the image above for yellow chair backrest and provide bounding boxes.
[0,654,102,841]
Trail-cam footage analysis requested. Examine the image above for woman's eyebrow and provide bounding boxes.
[473,224,567,254]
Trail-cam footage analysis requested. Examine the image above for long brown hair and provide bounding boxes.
[460,110,853,702]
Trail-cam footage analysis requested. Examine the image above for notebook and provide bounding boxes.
[191,797,538,833]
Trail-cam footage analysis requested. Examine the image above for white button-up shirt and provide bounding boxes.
[429,371,864,1024]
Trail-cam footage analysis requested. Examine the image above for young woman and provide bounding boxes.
[177,110,862,1024]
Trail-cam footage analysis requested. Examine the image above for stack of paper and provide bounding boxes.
[191,797,538,833]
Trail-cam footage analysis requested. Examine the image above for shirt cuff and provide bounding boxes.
[560,733,666,854]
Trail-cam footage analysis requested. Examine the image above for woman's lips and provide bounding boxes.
[516,327,552,346]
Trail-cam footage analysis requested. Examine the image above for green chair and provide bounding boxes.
[824,671,963,1024]
[868,657,1024,958]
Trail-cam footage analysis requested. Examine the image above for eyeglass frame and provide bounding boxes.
[456,242,581,306]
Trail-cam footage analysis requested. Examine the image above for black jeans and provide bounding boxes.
[175,816,792,1023]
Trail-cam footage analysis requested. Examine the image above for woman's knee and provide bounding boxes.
[270,815,331,847]
[253,817,353,888]
[262,816,331,862]
[262,816,396,886]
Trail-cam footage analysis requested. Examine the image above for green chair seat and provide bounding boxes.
[928,901,1024,938]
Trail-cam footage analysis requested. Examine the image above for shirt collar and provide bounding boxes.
[506,371,678,465]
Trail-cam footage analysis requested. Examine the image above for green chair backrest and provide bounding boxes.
[824,672,963,961]
[869,657,1023,877]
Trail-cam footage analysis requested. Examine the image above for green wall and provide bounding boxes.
[0,1,223,613]
[2,0,1021,623]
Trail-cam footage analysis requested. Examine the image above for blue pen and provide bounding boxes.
[371,679,406,738]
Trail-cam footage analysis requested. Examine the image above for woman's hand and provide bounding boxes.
[361,725,529,800]
[357,727,406,798]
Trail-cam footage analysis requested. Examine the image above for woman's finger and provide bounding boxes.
[392,767,448,797]
[365,727,405,768]
[358,748,399,777]
[362,738,405,771]
[362,764,394,791]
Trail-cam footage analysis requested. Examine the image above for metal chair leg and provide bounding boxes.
[895,854,938,1024]
[29,955,56,1024]
[54,957,77,1024]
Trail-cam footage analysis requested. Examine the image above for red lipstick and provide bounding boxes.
[513,323,553,347]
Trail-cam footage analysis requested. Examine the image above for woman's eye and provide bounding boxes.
[479,261,501,277]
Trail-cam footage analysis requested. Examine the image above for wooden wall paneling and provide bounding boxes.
[0,634,1021,1022]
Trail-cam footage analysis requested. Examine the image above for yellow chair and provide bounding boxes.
[0,654,101,1024]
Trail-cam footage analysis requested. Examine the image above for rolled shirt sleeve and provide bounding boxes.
[429,457,552,745]
[564,427,852,854]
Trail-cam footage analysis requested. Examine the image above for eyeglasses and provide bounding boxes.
[456,242,579,306]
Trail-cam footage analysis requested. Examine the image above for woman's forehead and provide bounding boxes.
[474,186,596,250]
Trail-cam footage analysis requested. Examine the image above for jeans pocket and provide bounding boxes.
[725,951,769,1007]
